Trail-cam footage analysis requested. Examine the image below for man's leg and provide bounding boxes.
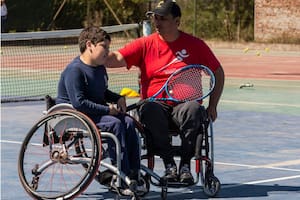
[172,101,206,184]
[139,101,178,181]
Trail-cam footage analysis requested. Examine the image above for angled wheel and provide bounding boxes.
[160,177,168,200]
[161,186,168,200]
[203,174,220,197]
[137,174,150,197]
[18,109,101,199]
[200,158,220,197]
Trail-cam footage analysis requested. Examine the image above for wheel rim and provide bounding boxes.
[18,110,101,199]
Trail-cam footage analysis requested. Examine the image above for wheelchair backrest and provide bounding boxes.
[44,95,74,115]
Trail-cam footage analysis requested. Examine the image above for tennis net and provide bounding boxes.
[1,24,141,103]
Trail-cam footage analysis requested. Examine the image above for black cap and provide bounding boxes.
[146,0,181,18]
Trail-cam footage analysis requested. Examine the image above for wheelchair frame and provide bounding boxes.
[18,99,220,200]
[137,114,221,199]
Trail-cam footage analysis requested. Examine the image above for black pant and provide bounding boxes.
[139,101,207,168]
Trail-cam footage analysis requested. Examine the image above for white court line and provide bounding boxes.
[2,139,300,173]
[260,159,300,167]
[215,161,300,189]
[244,175,300,185]
[221,99,300,108]
[221,175,300,190]
[216,161,300,172]
[0,139,22,145]
[0,139,42,146]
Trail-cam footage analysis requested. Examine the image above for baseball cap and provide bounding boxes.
[146,0,181,18]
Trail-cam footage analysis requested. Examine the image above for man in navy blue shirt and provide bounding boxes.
[56,26,142,193]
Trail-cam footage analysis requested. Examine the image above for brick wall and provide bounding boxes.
[255,0,300,42]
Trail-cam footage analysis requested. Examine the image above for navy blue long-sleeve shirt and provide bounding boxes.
[56,56,121,122]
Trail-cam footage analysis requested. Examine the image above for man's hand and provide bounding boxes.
[108,104,119,115]
[206,105,217,122]
[207,66,224,122]
[117,96,126,113]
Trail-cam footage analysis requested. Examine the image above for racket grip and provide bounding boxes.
[126,99,147,111]
[127,103,138,111]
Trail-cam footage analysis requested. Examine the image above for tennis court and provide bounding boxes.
[1,44,300,199]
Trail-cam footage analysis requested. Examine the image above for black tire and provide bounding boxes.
[137,174,150,197]
[18,109,101,199]
[203,175,221,197]
[161,186,168,200]
[200,158,221,197]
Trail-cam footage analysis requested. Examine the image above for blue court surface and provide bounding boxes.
[1,94,300,199]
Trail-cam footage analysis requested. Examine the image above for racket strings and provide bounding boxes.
[167,68,205,101]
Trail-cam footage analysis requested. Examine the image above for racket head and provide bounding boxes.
[165,64,215,102]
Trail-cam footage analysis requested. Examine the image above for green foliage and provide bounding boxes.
[6,0,54,31]
[179,0,254,41]
[5,0,254,42]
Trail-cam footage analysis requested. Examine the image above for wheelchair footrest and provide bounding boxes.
[167,181,193,188]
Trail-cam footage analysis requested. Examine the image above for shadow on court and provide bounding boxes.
[79,184,300,199]
[218,184,300,199]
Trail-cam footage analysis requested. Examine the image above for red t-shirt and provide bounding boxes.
[119,31,221,100]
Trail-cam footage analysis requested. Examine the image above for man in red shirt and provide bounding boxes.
[106,0,224,185]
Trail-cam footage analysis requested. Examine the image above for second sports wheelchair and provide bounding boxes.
[128,103,221,199]
[18,96,220,200]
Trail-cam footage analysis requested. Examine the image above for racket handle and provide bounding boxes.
[126,100,145,111]
[127,103,138,111]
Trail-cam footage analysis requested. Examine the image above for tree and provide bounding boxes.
[5,0,254,42]
[179,0,254,41]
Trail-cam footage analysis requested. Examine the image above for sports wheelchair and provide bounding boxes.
[128,103,221,199]
[18,96,220,200]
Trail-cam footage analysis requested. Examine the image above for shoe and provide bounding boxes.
[136,184,148,196]
[179,164,194,185]
[112,177,133,196]
[163,164,178,182]
[120,179,148,196]
[120,188,133,196]
[95,170,114,187]
[136,178,148,195]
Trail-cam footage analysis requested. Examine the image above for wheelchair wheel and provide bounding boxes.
[200,159,220,197]
[203,174,220,197]
[137,174,150,197]
[161,186,168,200]
[18,109,102,200]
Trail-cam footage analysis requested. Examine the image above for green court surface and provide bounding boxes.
[216,78,300,116]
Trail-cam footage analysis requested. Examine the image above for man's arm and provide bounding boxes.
[207,66,225,121]
[105,51,127,68]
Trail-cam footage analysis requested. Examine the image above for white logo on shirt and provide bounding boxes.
[155,49,189,74]
[176,49,189,61]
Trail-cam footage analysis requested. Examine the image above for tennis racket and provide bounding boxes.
[127,64,215,110]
